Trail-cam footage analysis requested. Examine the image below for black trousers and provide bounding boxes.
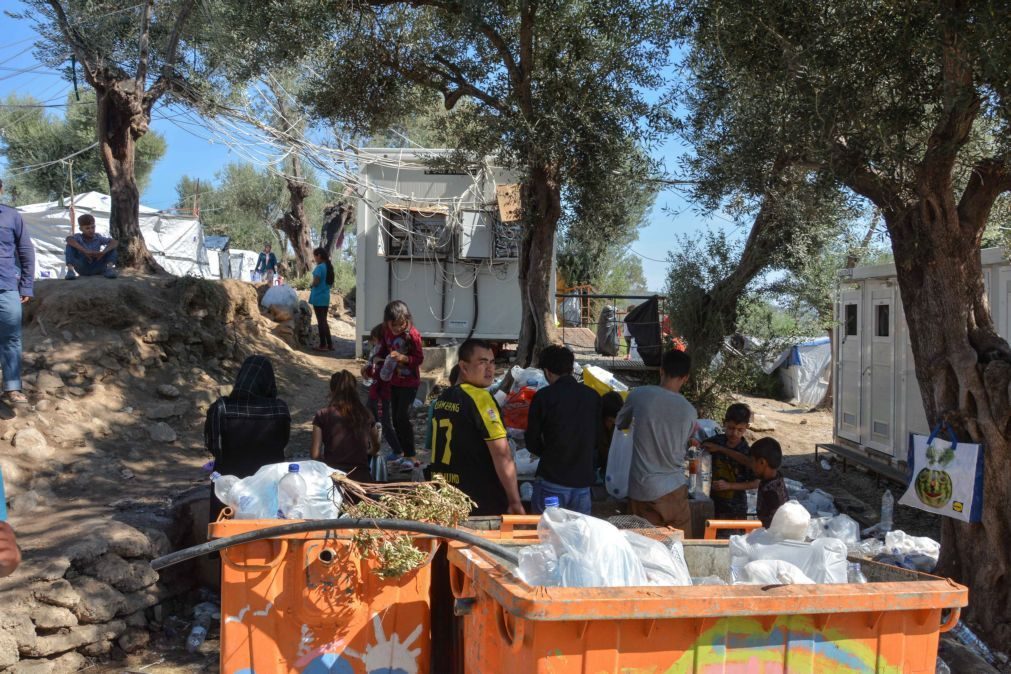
[390,385,418,457]
[313,304,332,348]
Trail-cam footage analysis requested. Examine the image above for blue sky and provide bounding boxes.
[0,5,736,290]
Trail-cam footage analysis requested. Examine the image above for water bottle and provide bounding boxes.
[543,495,560,510]
[950,622,998,666]
[277,464,307,519]
[847,562,868,584]
[880,490,894,532]
[186,602,217,653]
[697,450,712,498]
[380,355,398,382]
[0,466,7,521]
[209,472,239,506]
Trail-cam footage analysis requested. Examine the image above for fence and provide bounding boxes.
[556,292,668,371]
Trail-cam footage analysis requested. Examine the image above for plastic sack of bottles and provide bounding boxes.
[622,532,692,586]
[211,460,342,520]
[532,507,648,587]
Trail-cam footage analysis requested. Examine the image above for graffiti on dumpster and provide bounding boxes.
[295,613,422,674]
[669,616,899,674]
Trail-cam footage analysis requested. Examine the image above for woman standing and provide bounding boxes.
[372,300,424,465]
[310,370,380,480]
[204,355,291,521]
[309,247,335,352]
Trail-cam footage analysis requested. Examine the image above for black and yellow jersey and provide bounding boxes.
[428,383,508,516]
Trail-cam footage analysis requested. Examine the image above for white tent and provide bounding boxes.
[18,192,212,279]
[765,337,832,408]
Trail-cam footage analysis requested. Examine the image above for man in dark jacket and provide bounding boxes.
[526,345,601,514]
[0,180,35,410]
[204,355,291,520]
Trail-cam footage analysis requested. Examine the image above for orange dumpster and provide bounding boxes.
[447,538,967,673]
[209,518,436,674]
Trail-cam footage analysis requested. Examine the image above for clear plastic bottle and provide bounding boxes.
[543,495,560,511]
[186,602,217,652]
[276,464,307,519]
[380,355,398,382]
[697,450,712,498]
[847,562,868,584]
[746,489,758,516]
[209,472,239,506]
[880,490,894,532]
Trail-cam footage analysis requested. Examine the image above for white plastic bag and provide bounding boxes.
[739,560,815,585]
[623,532,692,587]
[801,488,838,516]
[260,284,299,322]
[537,508,647,587]
[767,500,811,541]
[604,427,634,499]
[225,461,342,520]
[517,544,560,586]
[730,529,848,584]
[824,514,861,547]
[513,449,540,477]
[884,530,940,562]
[509,366,548,393]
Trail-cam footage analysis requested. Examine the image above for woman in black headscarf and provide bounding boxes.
[205,355,291,520]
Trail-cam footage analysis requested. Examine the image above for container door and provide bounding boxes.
[866,285,896,455]
[837,289,862,443]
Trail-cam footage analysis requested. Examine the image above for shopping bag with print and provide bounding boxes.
[899,422,983,523]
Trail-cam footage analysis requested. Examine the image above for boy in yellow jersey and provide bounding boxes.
[428,339,525,516]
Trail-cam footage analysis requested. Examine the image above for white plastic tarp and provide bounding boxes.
[18,192,212,279]
[766,337,831,408]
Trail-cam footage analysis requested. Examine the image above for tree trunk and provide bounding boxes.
[886,196,1011,646]
[516,162,561,366]
[95,85,161,272]
[274,165,315,276]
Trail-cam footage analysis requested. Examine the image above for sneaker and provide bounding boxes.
[65,269,77,280]
[103,268,119,279]
[2,391,28,407]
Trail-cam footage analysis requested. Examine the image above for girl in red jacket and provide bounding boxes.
[374,300,424,462]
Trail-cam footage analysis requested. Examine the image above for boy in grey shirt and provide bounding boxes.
[616,349,697,532]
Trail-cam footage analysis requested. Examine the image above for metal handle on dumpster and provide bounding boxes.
[938,607,961,633]
[496,603,525,652]
[449,563,473,600]
[221,539,289,572]
[703,519,763,540]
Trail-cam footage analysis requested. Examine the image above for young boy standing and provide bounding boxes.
[705,403,759,520]
[750,437,788,528]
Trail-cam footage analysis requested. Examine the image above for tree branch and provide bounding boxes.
[136,0,153,91]
[958,157,1011,230]
[825,141,901,212]
[142,0,198,113]
[517,0,535,117]
[44,0,103,87]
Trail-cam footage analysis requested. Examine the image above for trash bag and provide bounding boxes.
[517,544,560,586]
[260,284,299,322]
[624,297,662,366]
[561,296,581,327]
[604,427,634,499]
[508,366,548,394]
[594,305,620,356]
[623,532,692,586]
[224,460,342,520]
[824,514,861,547]
[503,386,537,431]
[730,528,848,584]
[739,559,815,585]
[767,500,811,541]
[537,508,648,587]
[884,530,940,563]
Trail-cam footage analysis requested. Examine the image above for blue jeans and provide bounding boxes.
[0,291,22,392]
[65,246,117,276]
[531,479,592,515]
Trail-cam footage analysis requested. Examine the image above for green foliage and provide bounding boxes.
[0,91,166,203]
[175,162,332,252]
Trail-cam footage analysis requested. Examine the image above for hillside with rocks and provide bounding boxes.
[0,274,348,673]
